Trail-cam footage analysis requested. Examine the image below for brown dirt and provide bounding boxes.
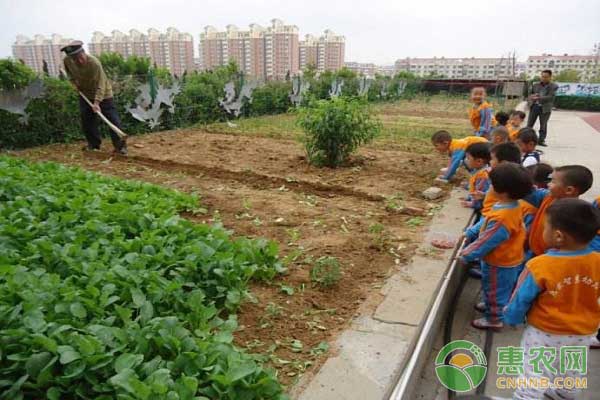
[15,129,449,389]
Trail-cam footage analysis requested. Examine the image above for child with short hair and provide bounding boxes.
[469,87,495,138]
[516,127,541,167]
[461,142,491,212]
[504,199,600,400]
[526,162,553,189]
[478,143,523,216]
[508,110,526,141]
[494,111,510,127]
[523,165,594,259]
[461,163,533,329]
[431,130,488,182]
[490,126,509,145]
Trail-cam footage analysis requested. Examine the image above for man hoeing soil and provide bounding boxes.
[61,40,128,155]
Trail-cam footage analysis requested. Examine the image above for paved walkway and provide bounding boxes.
[538,110,600,201]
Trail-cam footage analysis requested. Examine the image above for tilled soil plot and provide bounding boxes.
[16,129,450,388]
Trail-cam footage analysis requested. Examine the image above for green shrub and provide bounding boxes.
[310,256,342,287]
[297,97,381,167]
[244,81,292,116]
[555,95,600,111]
[0,58,36,90]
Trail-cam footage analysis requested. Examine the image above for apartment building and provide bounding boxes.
[199,20,344,80]
[394,57,515,79]
[526,54,599,80]
[199,19,297,80]
[199,24,266,78]
[88,28,195,76]
[299,35,319,70]
[12,34,73,76]
[344,62,376,77]
[299,30,345,72]
[264,19,299,80]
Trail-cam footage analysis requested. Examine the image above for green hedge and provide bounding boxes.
[555,95,600,111]
[0,59,421,150]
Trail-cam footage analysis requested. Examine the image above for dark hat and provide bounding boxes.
[60,40,84,56]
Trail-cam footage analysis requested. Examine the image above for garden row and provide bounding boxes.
[0,56,420,149]
[0,156,288,399]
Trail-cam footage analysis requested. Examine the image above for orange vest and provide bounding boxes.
[469,168,489,195]
[481,204,526,267]
[519,199,538,221]
[469,101,497,132]
[528,196,555,256]
[482,189,500,216]
[507,125,520,141]
[527,250,600,335]
[449,136,489,154]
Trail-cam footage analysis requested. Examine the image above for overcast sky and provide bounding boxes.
[1,0,599,64]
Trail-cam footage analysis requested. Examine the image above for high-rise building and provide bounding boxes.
[88,28,195,76]
[299,35,319,70]
[317,30,344,72]
[299,30,345,73]
[394,57,515,79]
[199,20,343,80]
[526,54,599,80]
[263,19,299,80]
[199,23,266,78]
[12,34,74,76]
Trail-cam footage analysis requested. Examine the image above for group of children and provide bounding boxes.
[431,87,600,400]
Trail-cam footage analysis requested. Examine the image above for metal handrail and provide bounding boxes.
[387,212,476,400]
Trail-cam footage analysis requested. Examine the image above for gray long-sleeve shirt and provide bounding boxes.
[528,81,558,113]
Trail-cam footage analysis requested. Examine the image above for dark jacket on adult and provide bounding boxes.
[528,81,558,113]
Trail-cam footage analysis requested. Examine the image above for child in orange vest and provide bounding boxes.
[461,142,491,212]
[460,163,533,330]
[505,199,600,400]
[431,130,488,182]
[507,110,526,142]
[469,87,496,138]
[478,143,522,216]
[522,165,593,261]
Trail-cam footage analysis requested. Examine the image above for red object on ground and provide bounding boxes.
[581,113,600,133]
[431,238,456,249]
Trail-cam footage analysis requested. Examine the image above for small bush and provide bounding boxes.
[297,97,381,167]
[310,256,342,287]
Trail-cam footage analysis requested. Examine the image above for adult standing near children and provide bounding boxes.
[61,40,127,155]
[526,69,558,147]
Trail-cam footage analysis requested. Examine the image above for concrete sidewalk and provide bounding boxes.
[536,110,600,201]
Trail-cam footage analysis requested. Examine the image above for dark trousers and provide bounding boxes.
[526,104,551,143]
[79,97,125,150]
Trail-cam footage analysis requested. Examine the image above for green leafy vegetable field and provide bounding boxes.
[0,156,287,399]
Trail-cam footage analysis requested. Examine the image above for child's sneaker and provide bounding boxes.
[474,301,486,313]
[471,317,502,331]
